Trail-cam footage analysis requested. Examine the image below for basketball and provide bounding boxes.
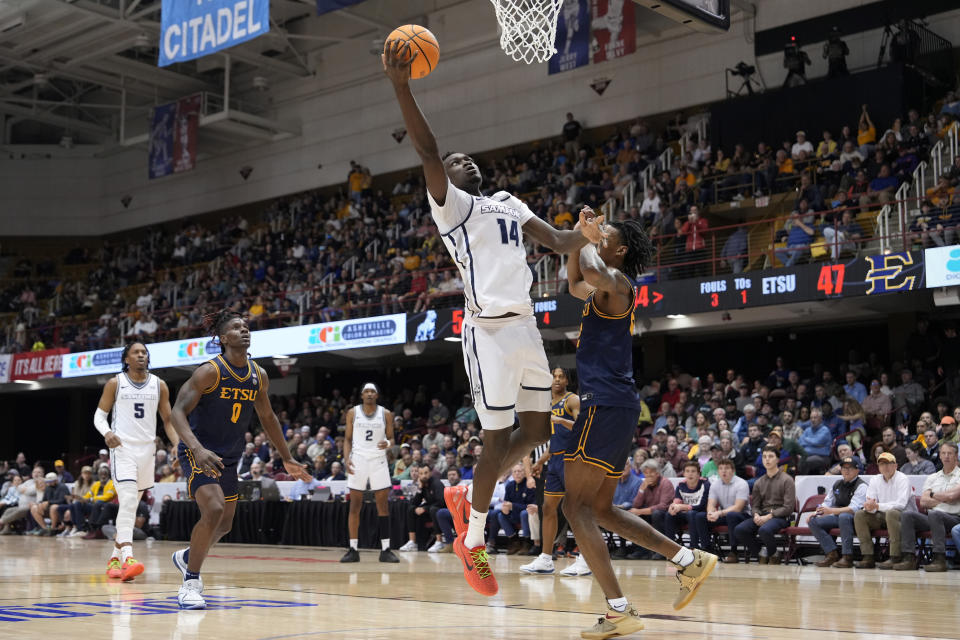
[384,24,439,79]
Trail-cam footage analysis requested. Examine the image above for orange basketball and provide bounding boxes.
[385,24,439,79]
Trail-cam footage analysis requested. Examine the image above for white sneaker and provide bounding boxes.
[560,555,592,577]
[57,528,72,538]
[398,540,418,552]
[177,579,206,610]
[69,529,87,538]
[427,540,446,553]
[171,548,190,581]
[519,555,555,574]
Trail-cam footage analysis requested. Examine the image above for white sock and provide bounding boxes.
[110,546,121,560]
[349,539,358,551]
[121,545,133,562]
[672,547,694,567]
[607,597,628,612]
[464,508,487,549]
[381,538,390,551]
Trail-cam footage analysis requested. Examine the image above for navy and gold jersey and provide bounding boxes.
[188,355,263,461]
[549,392,577,455]
[576,275,641,410]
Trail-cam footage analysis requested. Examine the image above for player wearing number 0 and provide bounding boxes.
[93,341,176,582]
[383,39,595,596]
[168,311,311,610]
[565,213,717,639]
[340,382,400,564]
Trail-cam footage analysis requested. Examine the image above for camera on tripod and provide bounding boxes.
[731,61,755,78]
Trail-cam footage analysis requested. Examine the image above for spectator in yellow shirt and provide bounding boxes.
[858,105,876,156]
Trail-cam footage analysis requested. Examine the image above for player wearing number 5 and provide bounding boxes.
[93,341,176,582]
[340,382,400,563]
[384,39,593,597]
[169,310,311,609]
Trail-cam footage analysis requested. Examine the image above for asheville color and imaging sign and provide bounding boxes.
[159,0,270,67]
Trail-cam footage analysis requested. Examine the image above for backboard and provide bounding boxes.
[632,0,731,32]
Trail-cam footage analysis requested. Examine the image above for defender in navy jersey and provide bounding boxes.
[521,368,581,575]
[562,212,717,637]
[169,311,310,610]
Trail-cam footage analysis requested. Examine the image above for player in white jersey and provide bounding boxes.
[341,383,400,564]
[384,40,598,596]
[92,341,176,581]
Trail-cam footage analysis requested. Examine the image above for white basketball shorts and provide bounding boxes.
[348,455,392,492]
[461,314,552,430]
[111,442,155,492]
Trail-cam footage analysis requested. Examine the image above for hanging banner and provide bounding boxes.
[0,354,11,384]
[316,0,367,14]
[173,94,201,174]
[590,0,635,64]
[549,0,590,75]
[159,0,270,67]
[11,348,68,381]
[148,101,176,179]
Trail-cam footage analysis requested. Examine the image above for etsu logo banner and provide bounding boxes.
[160,0,270,67]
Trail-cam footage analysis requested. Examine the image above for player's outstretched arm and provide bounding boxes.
[253,369,312,482]
[383,39,447,205]
[523,215,592,255]
[157,379,178,450]
[566,225,596,301]
[343,407,355,474]
[94,377,122,448]
[171,363,224,477]
[578,212,634,315]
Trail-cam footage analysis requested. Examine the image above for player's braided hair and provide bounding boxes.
[609,219,653,280]
[120,340,149,373]
[202,309,244,344]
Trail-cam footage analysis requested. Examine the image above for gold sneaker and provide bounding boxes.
[581,606,645,639]
[673,549,718,610]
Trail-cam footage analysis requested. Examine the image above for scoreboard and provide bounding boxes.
[635,252,925,317]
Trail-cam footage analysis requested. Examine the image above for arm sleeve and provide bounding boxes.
[772,475,796,519]
[426,179,476,234]
[101,481,117,502]
[822,484,836,509]
[735,479,750,505]
[632,487,646,509]
[849,483,868,512]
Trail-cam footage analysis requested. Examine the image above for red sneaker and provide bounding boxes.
[105,558,122,579]
[120,557,144,582]
[444,484,471,538]
[453,532,498,596]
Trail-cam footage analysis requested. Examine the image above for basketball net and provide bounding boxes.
[489,0,561,64]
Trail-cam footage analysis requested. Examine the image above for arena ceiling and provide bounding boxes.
[0,0,689,149]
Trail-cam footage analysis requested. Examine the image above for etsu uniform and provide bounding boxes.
[564,276,642,478]
[110,372,161,492]
[177,355,262,502]
[428,178,552,430]
[544,392,577,497]
[347,404,392,492]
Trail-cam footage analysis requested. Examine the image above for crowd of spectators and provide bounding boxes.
[4,315,960,566]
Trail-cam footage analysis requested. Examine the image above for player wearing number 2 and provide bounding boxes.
[340,382,400,563]
[93,341,176,582]
[169,310,311,609]
[383,39,597,596]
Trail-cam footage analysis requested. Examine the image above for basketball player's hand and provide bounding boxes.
[532,459,544,477]
[346,458,356,475]
[382,39,418,85]
[104,432,122,449]
[193,447,224,478]
[526,476,536,490]
[377,439,390,450]
[578,210,608,247]
[283,458,312,482]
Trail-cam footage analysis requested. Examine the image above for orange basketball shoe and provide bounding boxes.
[453,532,498,596]
[444,484,471,538]
[120,557,144,582]
[106,558,122,579]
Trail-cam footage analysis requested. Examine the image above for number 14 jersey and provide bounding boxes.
[428,178,535,320]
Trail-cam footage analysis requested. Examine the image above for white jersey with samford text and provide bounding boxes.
[351,404,387,459]
[112,373,160,446]
[428,178,534,319]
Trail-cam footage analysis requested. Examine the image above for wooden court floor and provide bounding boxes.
[1,537,958,640]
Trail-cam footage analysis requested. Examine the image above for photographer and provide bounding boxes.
[783,38,811,88]
[823,27,849,78]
